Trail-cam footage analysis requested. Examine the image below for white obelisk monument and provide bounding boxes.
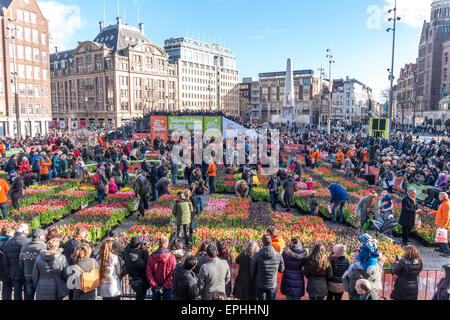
[283,58,295,124]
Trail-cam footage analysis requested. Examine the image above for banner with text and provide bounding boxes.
[203,116,222,138]
[150,116,168,143]
[132,133,150,140]
[168,116,203,131]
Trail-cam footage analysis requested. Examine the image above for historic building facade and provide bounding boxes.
[50,18,178,130]
[0,0,51,137]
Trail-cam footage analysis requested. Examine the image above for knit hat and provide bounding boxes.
[129,237,143,249]
[359,234,374,246]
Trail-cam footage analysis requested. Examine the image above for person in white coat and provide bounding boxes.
[97,239,122,300]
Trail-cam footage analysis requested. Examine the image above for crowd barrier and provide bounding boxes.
[119,265,443,300]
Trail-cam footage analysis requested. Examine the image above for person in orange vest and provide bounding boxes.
[362,148,370,175]
[429,192,450,257]
[336,149,345,170]
[38,153,52,183]
[310,148,320,169]
[208,159,216,195]
[0,141,6,158]
[0,177,10,218]
[347,148,357,159]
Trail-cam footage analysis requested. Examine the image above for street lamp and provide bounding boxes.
[386,0,401,142]
[6,18,21,139]
[326,44,335,135]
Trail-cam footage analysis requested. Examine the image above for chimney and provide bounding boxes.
[55,46,59,53]
[99,21,105,32]
[116,16,122,26]
[139,22,144,34]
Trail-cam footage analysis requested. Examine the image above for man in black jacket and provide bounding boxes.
[9,171,24,210]
[184,164,193,188]
[149,162,159,201]
[421,187,442,210]
[2,224,30,300]
[134,168,150,216]
[0,226,14,300]
[123,237,150,300]
[19,229,46,300]
[250,235,285,301]
[172,255,199,300]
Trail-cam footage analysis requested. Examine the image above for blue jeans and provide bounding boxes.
[195,195,203,213]
[270,192,279,211]
[151,183,158,201]
[310,208,317,215]
[256,287,276,301]
[97,190,105,204]
[209,176,215,194]
[172,175,177,185]
[0,202,8,218]
[440,242,450,254]
[286,295,301,300]
[1,278,12,300]
[24,279,35,300]
[332,200,346,223]
[12,279,24,300]
[122,171,130,185]
[151,287,173,300]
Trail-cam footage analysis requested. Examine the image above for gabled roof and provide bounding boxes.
[0,0,13,16]
[93,24,150,52]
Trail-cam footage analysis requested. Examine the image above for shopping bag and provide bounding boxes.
[253,175,259,186]
[435,228,448,243]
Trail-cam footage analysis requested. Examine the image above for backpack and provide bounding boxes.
[74,259,100,293]
[92,173,100,186]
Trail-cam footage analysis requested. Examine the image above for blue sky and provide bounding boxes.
[37,0,432,101]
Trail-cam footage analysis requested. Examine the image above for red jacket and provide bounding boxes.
[146,249,176,289]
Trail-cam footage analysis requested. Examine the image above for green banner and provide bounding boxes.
[6,148,21,158]
[168,116,203,131]
[203,116,222,138]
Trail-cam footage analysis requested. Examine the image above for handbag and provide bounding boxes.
[435,228,448,243]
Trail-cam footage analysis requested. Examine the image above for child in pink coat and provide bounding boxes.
[306,178,313,191]
[108,178,118,194]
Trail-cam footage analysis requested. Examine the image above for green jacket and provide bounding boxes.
[173,199,193,226]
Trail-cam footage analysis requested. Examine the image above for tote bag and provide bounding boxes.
[435,228,448,243]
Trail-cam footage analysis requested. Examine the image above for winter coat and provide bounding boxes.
[294,161,302,178]
[344,262,383,300]
[208,162,216,177]
[111,167,122,185]
[19,239,46,281]
[2,232,30,280]
[123,245,149,284]
[172,264,199,300]
[65,258,100,300]
[32,249,69,300]
[150,167,159,184]
[235,180,249,198]
[170,160,178,176]
[10,176,24,200]
[432,199,450,229]
[134,174,150,197]
[344,158,353,176]
[0,235,11,281]
[233,252,257,300]
[146,248,176,289]
[198,257,230,300]
[391,258,423,300]
[250,245,285,290]
[62,237,93,265]
[194,252,208,275]
[355,196,379,219]
[172,198,193,226]
[329,184,349,204]
[283,178,296,199]
[281,245,307,298]
[268,176,280,194]
[328,255,350,293]
[94,173,108,192]
[400,196,419,229]
[98,253,122,298]
[304,260,333,298]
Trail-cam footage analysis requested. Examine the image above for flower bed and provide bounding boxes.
[10,200,72,227]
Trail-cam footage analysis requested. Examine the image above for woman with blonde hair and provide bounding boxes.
[233,240,260,300]
[32,238,69,300]
[327,244,350,301]
[66,243,100,300]
[97,239,122,300]
[391,245,423,300]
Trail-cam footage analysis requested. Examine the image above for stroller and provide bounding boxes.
[370,214,398,241]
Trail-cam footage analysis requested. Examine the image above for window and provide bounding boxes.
[43,87,48,98]
[44,105,49,114]
[16,9,23,21]
[27,84,33,97]
[24,11,30,23]
[41,33,46,45]
[19,83,25,96]
[26,65,33,79]
[20,102,26,114]
[42,51,47,63]
[30,13,37,24]
[43,70,47,80]
[28,103,33,114]
[24,28,31,41]
[25,47,32,61]
[18,64,25,78]
[16,26,23,40]
[35,85,40,97]
[34,66,40,80]
[32,30,38,43]
[33,48,39,61]
[8,43,14,58]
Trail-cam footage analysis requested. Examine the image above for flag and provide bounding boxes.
[441,87,446,97]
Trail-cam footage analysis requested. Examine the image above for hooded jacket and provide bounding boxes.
[0,235,11,281]
[2,232,30,280]
[281,245,307,297]
[19,239,46,281]
[250,245,285,290]
[146,248,176,289]
[329,184,349,204]
[32,249,68,300]
[124,245,149,283]
[134,174,150,197]
[198,257,230,300]
[172,264,199,300]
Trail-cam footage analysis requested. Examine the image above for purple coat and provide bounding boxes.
[280,245,307,297]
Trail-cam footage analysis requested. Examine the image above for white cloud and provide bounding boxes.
[383,0,432,28]
[37,1,83,51]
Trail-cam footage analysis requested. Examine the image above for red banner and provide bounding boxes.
[52,121,58,129]
[132,133,150,140]
[283,144,303,152]
[80,121,87,128]
[151,116,168,143]
[111,140,125,145]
